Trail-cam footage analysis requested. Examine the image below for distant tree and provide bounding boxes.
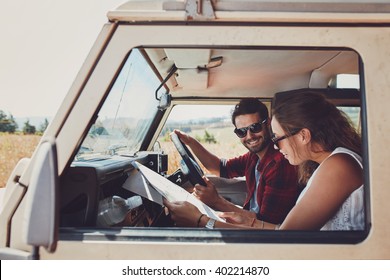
[203,130,217,144]
[89,124,109,136]
[23,120,36,134]
[194,130,217,144]
[38,118,49,133]
[8,114,18,133]
[0,110,18,133]
[0,110,6,123]
[180,126,191,133]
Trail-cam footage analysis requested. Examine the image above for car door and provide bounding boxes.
[0,139,59,259]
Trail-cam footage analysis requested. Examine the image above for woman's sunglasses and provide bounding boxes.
[234,118,267,138]
[271,129,301,149]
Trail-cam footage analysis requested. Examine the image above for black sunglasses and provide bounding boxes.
[271,129,301,149]
[234,118,267,138]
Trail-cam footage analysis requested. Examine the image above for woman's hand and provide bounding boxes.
[163,198,202,227]
[219,211,254,227]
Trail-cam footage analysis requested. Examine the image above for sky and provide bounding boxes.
[0,0,126,118]
[0,0,361,121]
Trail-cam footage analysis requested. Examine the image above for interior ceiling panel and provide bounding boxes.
[144,48,358,98]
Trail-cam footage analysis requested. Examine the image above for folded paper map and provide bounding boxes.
[122,161,223,222]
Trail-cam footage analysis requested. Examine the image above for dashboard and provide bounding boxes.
[59,152,171,228]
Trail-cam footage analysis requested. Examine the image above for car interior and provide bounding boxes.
[58,46,363,237]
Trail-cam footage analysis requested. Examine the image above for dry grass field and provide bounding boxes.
[0,133,41,187]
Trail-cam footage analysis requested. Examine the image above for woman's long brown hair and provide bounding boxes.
[272,91,361,185]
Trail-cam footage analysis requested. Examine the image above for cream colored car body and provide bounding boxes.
[0,0,389,259]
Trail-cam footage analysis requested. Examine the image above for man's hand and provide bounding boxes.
[193,176,222,208]
[163,198,202,227]
[170,129,221,176]
[171,129,192,145]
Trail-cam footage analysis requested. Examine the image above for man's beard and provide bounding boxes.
[243,135,270,154]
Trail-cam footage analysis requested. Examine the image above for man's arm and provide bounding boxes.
[172,129,221,176]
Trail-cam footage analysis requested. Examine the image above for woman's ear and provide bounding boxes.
[300,128,311,144]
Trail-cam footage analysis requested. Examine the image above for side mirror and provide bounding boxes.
[23,138,59,255]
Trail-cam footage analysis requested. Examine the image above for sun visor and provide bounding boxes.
[165,49,211,68]
[175,69,209,90]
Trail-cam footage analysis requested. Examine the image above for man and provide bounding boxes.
[173,98,299,224]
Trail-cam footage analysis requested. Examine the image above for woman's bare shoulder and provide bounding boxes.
[324,152,361,170]
[318,152,363,190]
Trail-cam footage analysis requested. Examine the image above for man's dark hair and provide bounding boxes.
[231,98,269,126]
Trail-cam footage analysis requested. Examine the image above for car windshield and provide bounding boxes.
[75,49,161,161]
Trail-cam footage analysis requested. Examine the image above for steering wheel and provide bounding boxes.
[171,133,206,186]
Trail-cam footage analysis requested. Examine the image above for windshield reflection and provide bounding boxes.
[75,49,161,161]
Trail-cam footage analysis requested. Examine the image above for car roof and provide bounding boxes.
[107,0,380,100]
[108,0,390,23]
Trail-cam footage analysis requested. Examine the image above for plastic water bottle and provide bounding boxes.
[96,195,142,227]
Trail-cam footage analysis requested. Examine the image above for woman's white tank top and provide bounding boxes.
[297,147,364,230]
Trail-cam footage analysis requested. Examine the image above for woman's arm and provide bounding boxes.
[164,199,271,229]
[280,153,363,230]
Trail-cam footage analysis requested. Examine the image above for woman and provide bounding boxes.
[164,91,364,230]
